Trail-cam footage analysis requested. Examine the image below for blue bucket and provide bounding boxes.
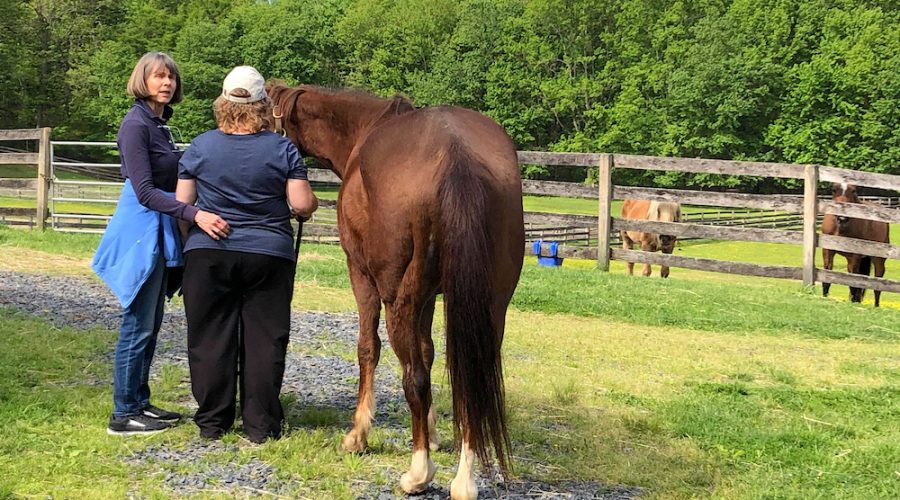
[532,240,563,267]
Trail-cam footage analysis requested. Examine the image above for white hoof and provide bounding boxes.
[399,450,436,494]
[341,430,367,453]
[450,476,478,500]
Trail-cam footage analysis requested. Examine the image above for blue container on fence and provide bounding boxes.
[532,240,564,267]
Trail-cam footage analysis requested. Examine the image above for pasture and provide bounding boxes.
[1,225,898,499]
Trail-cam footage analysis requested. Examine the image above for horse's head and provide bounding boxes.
[650,201,681,253]
[267,83,340,172]
[831,183,859,231]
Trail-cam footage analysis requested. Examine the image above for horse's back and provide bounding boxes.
[357,106,521,224]
[621,199,651,220]
[360,106,519,189]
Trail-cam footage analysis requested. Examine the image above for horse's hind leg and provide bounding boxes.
[342,262,382,453]
[450,435,478,500]
[847,254,864,303]
[418,296,440,451]
[387,297,437,494]
[874,257,886,307]
[822,248,834,297]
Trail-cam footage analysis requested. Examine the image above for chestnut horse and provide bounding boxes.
[268,84,524,499]
[620,199,682,277]
[821,183,889,306]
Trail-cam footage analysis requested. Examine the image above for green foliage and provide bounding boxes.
[2,0,898,188]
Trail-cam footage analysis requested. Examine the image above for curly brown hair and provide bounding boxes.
[213,96,272,133]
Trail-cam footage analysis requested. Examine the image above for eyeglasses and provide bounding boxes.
[157,124,186,152]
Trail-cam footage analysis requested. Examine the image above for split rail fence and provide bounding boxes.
[520,151,900,295]
[2,128,899,295]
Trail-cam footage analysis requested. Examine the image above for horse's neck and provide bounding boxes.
[318,95,399,177]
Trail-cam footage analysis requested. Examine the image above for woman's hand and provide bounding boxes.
[194,210,230,240]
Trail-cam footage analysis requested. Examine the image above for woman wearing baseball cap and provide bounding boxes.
[176,65,318,443]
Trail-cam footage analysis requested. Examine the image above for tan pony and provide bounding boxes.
[620,199,682,277]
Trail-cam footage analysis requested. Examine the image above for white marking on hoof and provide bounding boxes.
[450,441,478,500]
[428,405,440,451]
[343,396,374,452]
[342,429,367,452]
[399,449,436,494]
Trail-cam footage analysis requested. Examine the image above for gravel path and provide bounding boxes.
[0,270,641,499]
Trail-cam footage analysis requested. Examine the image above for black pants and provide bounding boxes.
[182,249,295,442]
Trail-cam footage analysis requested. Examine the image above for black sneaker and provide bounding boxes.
[107,414,171,436]
[141,404,182,423]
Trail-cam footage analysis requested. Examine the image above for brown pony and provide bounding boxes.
[821,183,889,306]
[620,199,682,277]
[268,84,524,499]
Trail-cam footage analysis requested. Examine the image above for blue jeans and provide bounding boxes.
[113,256,167,417]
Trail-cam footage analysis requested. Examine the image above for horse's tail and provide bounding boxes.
[438,141,511,472]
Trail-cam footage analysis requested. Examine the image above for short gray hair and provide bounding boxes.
[126,52,183,104]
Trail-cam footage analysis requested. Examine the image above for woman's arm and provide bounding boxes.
[286,179,318,220]
[118,119,199,221]
[175,178,231,240]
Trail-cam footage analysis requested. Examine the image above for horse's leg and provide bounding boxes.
[450,295,510,500]
[622,232,635,275]
[874,258,886,307]
[640,240,653,277]
[418,295,440,451]
[661,247,673,278]
[342,261,382,453]
[387,298,437,494]
[450,436,478,500]
[822,248,834,297]
[846,254,863,303]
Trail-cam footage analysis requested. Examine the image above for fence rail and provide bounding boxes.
[3,132,899,297]
[520,151,900,296]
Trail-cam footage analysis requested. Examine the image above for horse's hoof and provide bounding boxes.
[399,462,437,494]
[341,431,367,453]
[450,476,478,500]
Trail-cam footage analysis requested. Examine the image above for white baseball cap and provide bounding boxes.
[221,66,267,103]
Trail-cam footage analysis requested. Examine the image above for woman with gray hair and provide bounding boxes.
[94,52,230,436]
[176,66,318,443]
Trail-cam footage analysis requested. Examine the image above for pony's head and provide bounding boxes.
[648,201,681,252]
[832,183,859,231]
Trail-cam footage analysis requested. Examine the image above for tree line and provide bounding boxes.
[1,0,897,189]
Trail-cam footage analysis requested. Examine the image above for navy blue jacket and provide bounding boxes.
[117,99,199,221]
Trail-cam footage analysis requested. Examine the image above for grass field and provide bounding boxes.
[0,225,898,498]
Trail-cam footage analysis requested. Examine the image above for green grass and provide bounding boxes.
[0,224,100,257]
[514,258,900,341]
[1,226,899,498]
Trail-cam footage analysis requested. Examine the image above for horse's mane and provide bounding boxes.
[267,82,414,132]
[648,201,681,222]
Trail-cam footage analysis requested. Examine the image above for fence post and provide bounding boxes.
[35,127,51,230]
[802,164,819,287]
[596,153,613,271]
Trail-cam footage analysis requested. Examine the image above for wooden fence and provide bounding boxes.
[520,152,900,295]
[3,129,899,295]
[0,129,51,229]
